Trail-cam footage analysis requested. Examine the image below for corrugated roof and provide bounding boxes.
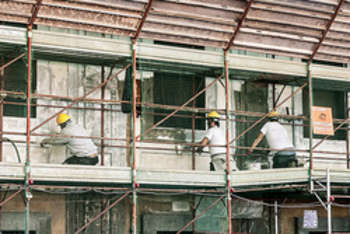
[1,0,350,63]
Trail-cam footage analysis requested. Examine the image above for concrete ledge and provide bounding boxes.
[1,163,349,188]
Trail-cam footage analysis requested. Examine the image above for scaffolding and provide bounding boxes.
[0,0,350,234]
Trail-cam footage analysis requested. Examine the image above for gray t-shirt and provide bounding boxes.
[45,122,98,157]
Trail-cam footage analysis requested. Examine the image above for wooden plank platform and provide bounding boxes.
[1,25,350,81]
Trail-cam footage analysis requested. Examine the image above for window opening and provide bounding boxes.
[153,72,205,130]
[303,89,345,140]
[2,59,36,118]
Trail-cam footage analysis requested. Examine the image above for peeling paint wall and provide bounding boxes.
[2,60,128,166]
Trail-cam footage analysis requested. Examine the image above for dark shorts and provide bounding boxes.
[273,151,297,168]
[63,155,99,165]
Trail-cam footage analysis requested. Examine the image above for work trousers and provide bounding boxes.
[63,155,99,165]
[272,151,297,168]
[210,153,238,171]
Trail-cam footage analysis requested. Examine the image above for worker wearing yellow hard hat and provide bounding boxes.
[56,113,71,126]
[196,111,238,171]
[249,110,297,168]
[40,113,99,165]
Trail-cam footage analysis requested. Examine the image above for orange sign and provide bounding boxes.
[312,106,334,135]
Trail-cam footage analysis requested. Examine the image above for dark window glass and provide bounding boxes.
[2,59,36,118]
[153,72,205,130]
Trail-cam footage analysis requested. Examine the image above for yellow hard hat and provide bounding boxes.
[268,111,279,118]
[207,111,220,119]
[56,113,71,125]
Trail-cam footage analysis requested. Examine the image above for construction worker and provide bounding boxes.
[248,111,297,168]
[40,113,99,165]
[197,111,238,171]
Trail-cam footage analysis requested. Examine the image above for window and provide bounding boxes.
[303,89,345,140]
[2,59,36,118]
[153,72,205,130]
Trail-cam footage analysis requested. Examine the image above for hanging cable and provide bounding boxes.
[2,137,21,163]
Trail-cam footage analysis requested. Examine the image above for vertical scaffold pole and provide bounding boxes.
[224,50,232,234]
[101,66,105,166]
[0,56,4,162]
[274,201,278,234]
[131,42,138,234]
[326,168,332,234]
[24,25,33,234]
[307,62,313,185]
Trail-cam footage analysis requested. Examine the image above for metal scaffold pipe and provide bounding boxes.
[224,50,232,234]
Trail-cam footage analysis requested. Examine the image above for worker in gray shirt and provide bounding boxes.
[40,113,99,165]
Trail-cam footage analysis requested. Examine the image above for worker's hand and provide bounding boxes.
[40,139,49,148]
[247,148,253,155]
[196,147,203,154]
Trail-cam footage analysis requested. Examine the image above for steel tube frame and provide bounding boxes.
[74,191,131,234]
[306,0,344,181]
[31,63,131,132]
[133,0,153,42]
[274,201,278,234]
[130,2,152,229]
[131,42,138,234]
[0,57,4,162]
[312,116,350,151]
[309,0,345,61]
[0,53,25,73]
[347,92,350,169]
[224,0,254,52]
[326,168,331,234]
[24,26,33,234]
[307,62,313,185]
[0,188,23,207]
[101,66,105,166]
[137,74,224,141]
[176,195,225,234]
[224,50,232,234]
[25,2,42,233]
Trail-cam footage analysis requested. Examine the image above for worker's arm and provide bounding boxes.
[40,135,70,147]
[196,137,209,153]
[248,132,264,154]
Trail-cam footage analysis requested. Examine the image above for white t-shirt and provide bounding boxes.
[205,126,226,155]
[261,121,294,151]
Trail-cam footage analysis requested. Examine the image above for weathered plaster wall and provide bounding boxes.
[1,191,65,234]
[280,205,349,234]
[3,60,127,166]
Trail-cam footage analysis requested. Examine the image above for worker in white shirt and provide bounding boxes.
[197,111,238,171]
[248,111,296,168]
[40,113,99,165]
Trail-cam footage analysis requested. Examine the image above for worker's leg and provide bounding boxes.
[212,155,238,171]
[212,156,226,171]
[63,156,98,165]
[62,156,81,164]
[273,152,296,168]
